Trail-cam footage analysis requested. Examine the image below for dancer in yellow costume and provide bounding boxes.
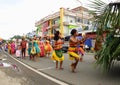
[68,29,85,72]
[51,31,64,70]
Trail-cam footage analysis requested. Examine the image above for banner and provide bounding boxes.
[68,25,77,29]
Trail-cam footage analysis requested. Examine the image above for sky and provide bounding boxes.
[0,0,112,40]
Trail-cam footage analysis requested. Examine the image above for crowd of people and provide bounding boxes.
[1,29,95,73]
[3,35,53,61]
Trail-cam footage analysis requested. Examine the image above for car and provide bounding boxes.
[62,41,69,53]
[62,36,70,53]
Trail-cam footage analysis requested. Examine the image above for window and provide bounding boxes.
[83,19,89,24]
[70,20,73,23]
[76,18,82,23]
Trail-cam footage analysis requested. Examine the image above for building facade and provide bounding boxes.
[35,6,93,38]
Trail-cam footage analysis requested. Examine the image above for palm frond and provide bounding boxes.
[89,0,120,71]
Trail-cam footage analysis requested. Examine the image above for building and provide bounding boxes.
[35,6,93,38]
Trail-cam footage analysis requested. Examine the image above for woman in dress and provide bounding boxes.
[38,37,45,57]
[51,31,64,70]
[28,38,33,60]
[33,35,40,61]
[45,40,52,57]
[68,29,85,72]
[8,42,11,54]
[11,41,15,54]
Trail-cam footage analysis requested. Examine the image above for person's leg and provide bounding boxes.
[48,52,50,58]
[59,61,63,70]
[71,58,79,72]
[32,55,34,61]
[71,62,75,72]
[21,48,24,58]
[35,53,39,62]
[74,58,79,69]
[29,55,31,60]
[23,48,26,58]
[56,61,58,69]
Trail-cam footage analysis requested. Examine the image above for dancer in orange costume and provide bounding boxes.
[45,40,53,57]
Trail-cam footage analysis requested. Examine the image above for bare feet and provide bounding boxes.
[59,67,64,70]
[72,70,77,73]
[56,67,58,70]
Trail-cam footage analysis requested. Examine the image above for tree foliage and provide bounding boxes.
[89,0,120,71]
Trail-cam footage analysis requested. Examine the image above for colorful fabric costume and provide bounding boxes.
[51,40,64,61]
[78,41,85,56]
[16,49,21,57]
[38,41,45,57]
[45,40,52,53]
[8,43,11,54]
[28,41,32,55]
[11,42,15,54]
[68,40,80,60]
[31,46,36,55]
[33,40,40,53]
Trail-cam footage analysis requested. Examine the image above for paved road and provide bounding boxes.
[1,51,120,85]
[0,51,67,85]
[14,52,120,85]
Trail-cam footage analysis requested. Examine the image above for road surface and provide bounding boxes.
[0,51,68,85]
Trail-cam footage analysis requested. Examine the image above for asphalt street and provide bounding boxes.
[14,53,120,85]
[1,51,120,85]
[0,51,66,85]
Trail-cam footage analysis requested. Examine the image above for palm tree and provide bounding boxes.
[89,0,120,71]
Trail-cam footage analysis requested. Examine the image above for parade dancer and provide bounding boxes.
[45,40,53,58]
[51,31,64,70]
[33,35,40,61]
[28,38,33,60]
[8,42,11,54]
[38,37,45,57]
[11,41,15,54]
[68,29,84,72]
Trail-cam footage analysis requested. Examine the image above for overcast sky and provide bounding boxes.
[0,0,112,39]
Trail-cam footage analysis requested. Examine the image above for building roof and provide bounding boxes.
[71,6,89,12]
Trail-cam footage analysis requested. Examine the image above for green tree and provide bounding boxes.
[89,0,120,71]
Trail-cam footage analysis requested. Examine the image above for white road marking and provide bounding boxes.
[5,52,69,85]
[0,58,7,61]
[38,67,54,71]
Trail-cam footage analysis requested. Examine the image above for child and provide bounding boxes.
[15,45,21,58]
